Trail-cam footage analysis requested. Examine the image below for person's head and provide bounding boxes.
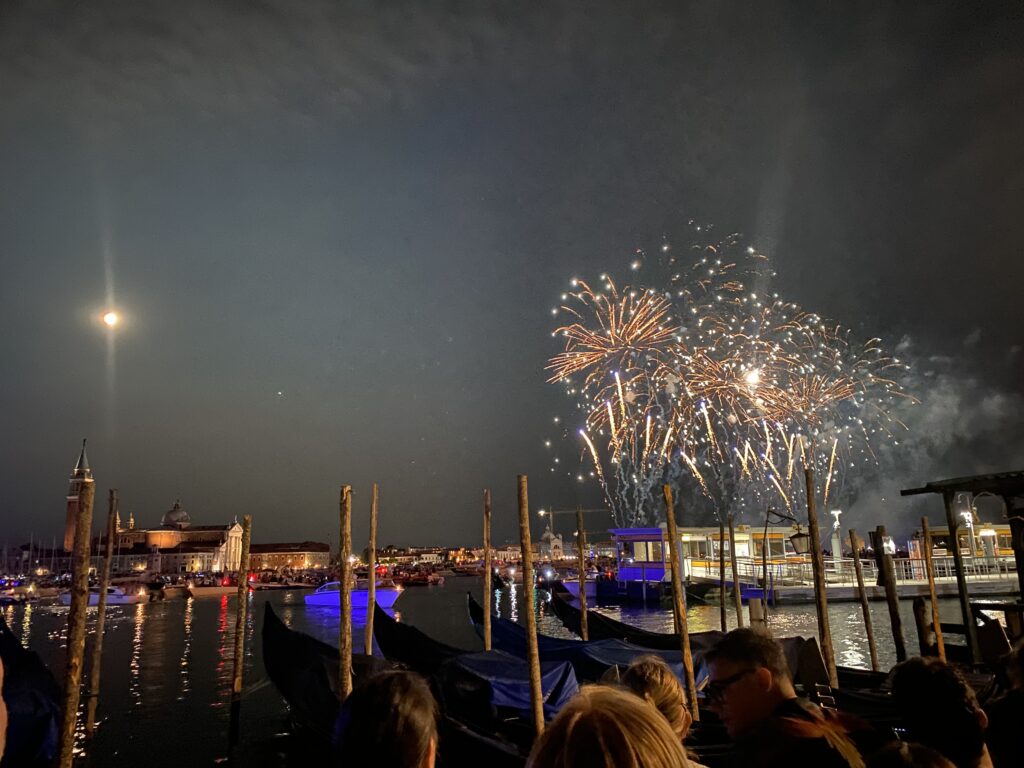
[866,742,956,768]
[527,685,689,768]
[703,628,795,738]
[1003,637,1024,689]
[620,655,692,741]
[334,670,438,768]
[890,658,987,768]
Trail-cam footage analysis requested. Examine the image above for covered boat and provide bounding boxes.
[466,592,715,685]
[304,581,402,610]
[262,605,528,767]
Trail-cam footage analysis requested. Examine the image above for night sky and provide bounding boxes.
[2,2,1022,548]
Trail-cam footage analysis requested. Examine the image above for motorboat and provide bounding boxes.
[187,583,240,598]
[58,585,147,606]
[303,580,402,610]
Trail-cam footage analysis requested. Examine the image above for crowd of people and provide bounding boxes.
[333,628,1024,768]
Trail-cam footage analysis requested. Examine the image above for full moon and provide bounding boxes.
[103,311,119,327]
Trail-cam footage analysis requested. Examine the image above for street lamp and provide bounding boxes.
[789,528,811,555]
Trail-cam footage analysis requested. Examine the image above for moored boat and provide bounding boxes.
[59,585,148,606]
[262,604,529,767]
[186,584,240,598]
[303,580,403,610]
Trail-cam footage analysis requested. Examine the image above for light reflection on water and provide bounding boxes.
[180,597,194,699]
[0,579,965,765]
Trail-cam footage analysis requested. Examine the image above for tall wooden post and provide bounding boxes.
[517,475,545,737]
[364,484,379,656]
[718,518,727,631]
[58,478,95,768]
[727,512,744,628]
[575,505,589,641]
[921,518,946,662]
[483,489,492,651]
[85,488,118,737]
[848,529,879,672]
[804,467,838,687]
[872,525,906,663]
[339,485,353,698]
[664,486,700,720]
[942,491,980,664]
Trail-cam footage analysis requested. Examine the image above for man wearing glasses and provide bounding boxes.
[704,629,864,767]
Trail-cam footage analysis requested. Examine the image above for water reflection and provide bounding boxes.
[21,602,33,646]
[179,597,193,699]
[213,594,230,711]
[129,603,144,708]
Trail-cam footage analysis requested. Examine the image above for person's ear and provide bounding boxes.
[977,707,988,731]
[755,667,773,691]
[680,705,693,737]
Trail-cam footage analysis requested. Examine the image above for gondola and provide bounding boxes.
[372,602,465,675]
[0,614,61,766]
[262,603,392,740]
[545,587,891,692]
[466,592,719,685]
[262,605,530,767]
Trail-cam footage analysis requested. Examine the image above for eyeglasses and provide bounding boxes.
[704,669,755,704]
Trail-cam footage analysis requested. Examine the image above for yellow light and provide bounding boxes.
[103,311,119,327]
[745,369,761,387]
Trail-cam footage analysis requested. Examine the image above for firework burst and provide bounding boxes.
[547,225,912,527]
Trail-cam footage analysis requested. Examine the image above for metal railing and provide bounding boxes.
[687,554,1018,589]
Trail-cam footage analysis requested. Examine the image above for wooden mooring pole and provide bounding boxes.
[941,491,980,665]
[483,489,492,651]
[364,484,379,656]
[805,466,838,687]
[849,529,880,672]
[727,512,744,628]
[664,486,699,720]
[921,517,946,662]
[872,524,906,663]
[718,519,727,631]
[575,505,589,642]
[58,477,95,768]
[85,488,118,738]
[339,485,353,698]
[229,514,252,745]
[517,475,545,737]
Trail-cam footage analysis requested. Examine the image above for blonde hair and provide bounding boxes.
[621,655,692,741]
[527,685,690,768]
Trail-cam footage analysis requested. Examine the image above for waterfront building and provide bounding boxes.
[111,500,244,574]
[63,441,92,551]
[249,542,330,572]
[538,524,565,560]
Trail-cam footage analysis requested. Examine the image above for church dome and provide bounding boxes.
[162,499,191,529]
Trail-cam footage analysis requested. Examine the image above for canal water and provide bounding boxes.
[4,580,966,766]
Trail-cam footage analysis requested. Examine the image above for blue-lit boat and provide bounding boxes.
[303,580,403,610]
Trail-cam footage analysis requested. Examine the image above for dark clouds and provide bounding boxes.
[1,1,1022,545]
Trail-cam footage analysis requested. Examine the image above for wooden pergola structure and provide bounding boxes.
[902,469,1024,664]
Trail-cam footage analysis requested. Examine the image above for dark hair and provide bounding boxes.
[866,742,955,768]
[890,658,984,768]
[704,628,791,682]
[334,670,438,766]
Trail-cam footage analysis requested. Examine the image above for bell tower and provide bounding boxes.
[64,439,93,551]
